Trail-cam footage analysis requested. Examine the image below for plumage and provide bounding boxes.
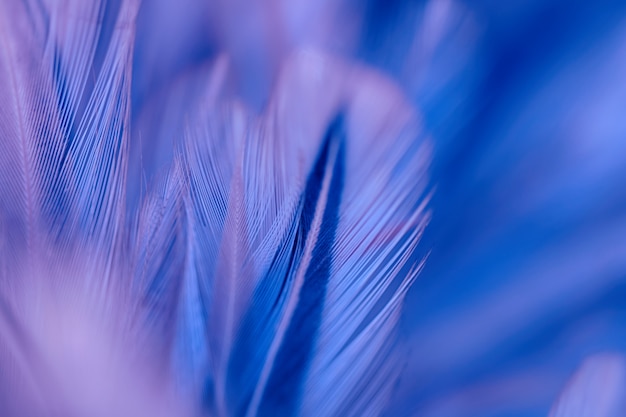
[175,50,431,416]
[1,0,625,416]
[0,0,430,415]
[0,0,187,414]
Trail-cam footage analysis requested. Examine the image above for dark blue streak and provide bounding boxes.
[256,116,346,416]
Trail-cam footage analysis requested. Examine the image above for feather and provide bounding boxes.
[0,0,62,260]
[549,354,626,417]
[0,0,192,414]
[0,0,139,282]
[128,55,229,212]
[1,0,432,414]
[393,5,626,414]
[181,50,431,416]
[131,163,187,365]
[4,0,626,416]
[296,53,430,417]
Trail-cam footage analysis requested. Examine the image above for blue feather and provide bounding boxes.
[175,50,431,416]
[549,355,626,417]
[5,0,625,416]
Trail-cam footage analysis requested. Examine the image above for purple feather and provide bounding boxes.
[2,0,626,416]
[0,0,429,415]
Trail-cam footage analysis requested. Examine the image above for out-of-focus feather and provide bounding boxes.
[392,6,626,415]
[0,286,192,417]
[132,0,214,114]
[549,354,625,417]
[0,0,194,415]
[129,56,230,212]
[1,0,438,415]
[180,50,430,416]
[131,163,187,365]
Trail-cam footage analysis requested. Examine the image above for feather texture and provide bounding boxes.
[131,163,187,364]
[3,0,625,416]
[2,0,426,415]
[0,0,189,414]
[0,0,138,282]
[177,50,431,416]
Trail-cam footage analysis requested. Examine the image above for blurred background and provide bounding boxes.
[130,1,626,415]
